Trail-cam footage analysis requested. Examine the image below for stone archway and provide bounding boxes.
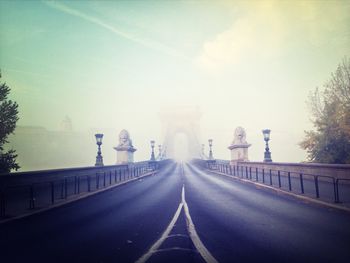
[160,107,202,159]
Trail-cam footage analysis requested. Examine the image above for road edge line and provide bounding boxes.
[208,169,350,213]
[0,172,156,225]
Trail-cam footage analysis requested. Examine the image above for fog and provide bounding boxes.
[1,1,349,171]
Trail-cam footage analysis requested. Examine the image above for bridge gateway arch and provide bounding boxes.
[160,106,203,159]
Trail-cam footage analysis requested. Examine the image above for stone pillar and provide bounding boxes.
[228,127,251,164]
[114,129,137,164]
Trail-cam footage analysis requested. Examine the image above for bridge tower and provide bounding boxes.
[160,106,202,159]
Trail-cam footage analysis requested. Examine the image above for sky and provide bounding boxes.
[1,0,350,167]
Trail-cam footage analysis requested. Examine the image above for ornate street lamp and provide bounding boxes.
[158,144,162,160]
[208,139,213,160]
[162,146,167,159]
[201,143,205,159]
[150,140,156,161]
[262,129,272,162]
[95,133,104,166]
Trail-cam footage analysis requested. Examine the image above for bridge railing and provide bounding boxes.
[0,160,171,220]
[191,159,350,206]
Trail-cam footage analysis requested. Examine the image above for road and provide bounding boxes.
[1,162,350,263]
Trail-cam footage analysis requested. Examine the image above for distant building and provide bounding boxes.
[60,116,73,132]
[7,125,94,171]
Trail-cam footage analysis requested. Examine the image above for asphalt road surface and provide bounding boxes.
[1,162,350,263]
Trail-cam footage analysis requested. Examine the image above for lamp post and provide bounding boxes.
[201,144,205,159]
[163,146,167,159]
[158,144,162,160]
[208,139,213,160]
[150,140,156,161]
[95,133,104,166]
[262,129,272,162]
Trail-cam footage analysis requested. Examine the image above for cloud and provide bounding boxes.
[43,1,190,60]
[195,2,286,70]
[196,1,350,70]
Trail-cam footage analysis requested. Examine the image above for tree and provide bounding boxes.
[0,73,20,173]
[300,57,350,164]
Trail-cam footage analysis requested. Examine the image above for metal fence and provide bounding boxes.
[0,160,168,219]
[192,159,350,206]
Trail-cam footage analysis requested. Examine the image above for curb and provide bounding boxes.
[0,171,156,225]
[207,169,350,213]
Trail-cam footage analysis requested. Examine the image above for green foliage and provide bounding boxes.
[300,58,350,164]
[0,73,20,173]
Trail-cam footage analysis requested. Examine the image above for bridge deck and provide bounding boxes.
[0,162,349,262]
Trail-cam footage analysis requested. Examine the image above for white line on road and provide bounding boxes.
[182,184,219,263]
[135,164,218,263]
[135,202,184,263]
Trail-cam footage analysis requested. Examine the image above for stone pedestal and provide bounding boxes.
[228,144,251,164]
[228,127,251,164]
[114,146,136,164]
[114,129,137,164]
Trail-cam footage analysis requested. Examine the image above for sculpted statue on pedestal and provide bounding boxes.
[114,129,136,164]
[228,126,251,163]
[232,127,247,145]
[118,129,133,148]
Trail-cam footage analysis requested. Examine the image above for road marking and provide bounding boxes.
[135,202,184,263]
[0,171,157,225]
[155,247,199,253]
[182,185,219,263]
[202,165,350,213]
[0,164,177,225]
[167,234,188,238]
[136,164,218,263]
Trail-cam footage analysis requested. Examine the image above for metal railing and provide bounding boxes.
[192,159,350,205]
[0,160,170,219]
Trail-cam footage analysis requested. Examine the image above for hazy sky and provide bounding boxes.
[1,0,350,164]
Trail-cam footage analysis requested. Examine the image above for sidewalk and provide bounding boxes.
[0,170,156,224]
[205,168,350,213]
